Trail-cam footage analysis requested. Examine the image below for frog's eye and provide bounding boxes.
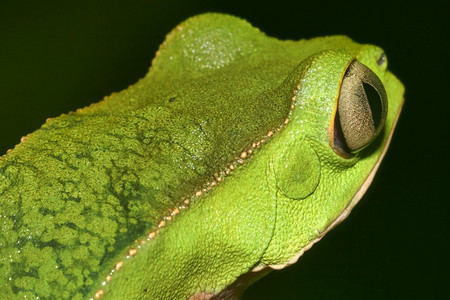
[333,60,388,156]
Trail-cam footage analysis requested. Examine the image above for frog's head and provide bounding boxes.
[258,43,404,268]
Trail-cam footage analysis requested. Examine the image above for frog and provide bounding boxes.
[0,13,404,300]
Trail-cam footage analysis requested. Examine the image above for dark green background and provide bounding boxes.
[1,0,448,299]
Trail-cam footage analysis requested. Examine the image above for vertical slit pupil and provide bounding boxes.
[363,82,382,128]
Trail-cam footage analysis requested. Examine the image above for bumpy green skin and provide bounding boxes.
[0,13,404,299]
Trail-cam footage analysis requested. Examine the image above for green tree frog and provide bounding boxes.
[0,13,404,299]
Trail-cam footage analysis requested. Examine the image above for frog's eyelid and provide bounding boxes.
[332,60,388,157]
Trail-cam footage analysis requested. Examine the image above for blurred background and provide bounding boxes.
[0,0,448,299]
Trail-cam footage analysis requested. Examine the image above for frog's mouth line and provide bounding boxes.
[262,97,404,271]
